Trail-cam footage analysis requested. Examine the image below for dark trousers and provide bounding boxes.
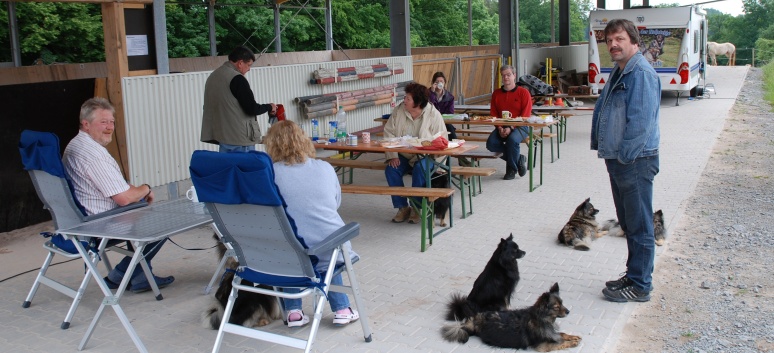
[485,127,528,170]
[605,155,659,292]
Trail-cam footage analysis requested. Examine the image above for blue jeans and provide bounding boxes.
[106,238,167,286]
[486,127,528,171]
[282,273,349,312]
[605,155,659,292]
[218,143,255,153]
[384,155,436,208]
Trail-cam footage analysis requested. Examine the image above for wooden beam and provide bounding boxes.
[102,2,131,180]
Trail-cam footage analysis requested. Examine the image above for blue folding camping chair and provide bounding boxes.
[18,130,147,329]
[190,150,372,353]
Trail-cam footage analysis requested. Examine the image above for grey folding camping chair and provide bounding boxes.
[190,150,372,353]
[18,130,147,329]
[203,223,236,295]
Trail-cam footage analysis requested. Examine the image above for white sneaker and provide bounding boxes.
[332,308,360,326]
[286,309,309,328]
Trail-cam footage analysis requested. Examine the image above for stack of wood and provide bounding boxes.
[296,81,410,119]
[310,63,404,85]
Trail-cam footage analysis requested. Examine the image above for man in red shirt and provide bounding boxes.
[487,65,533,180]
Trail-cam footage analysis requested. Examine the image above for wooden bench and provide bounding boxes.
[455,129,490,135]
[459,136,488,142]
[444,167,496,218]
[556,112,575,142]
[351,125,384,136]
[455,151,502,194]
[340,184,454,252]
[323,158,496,220]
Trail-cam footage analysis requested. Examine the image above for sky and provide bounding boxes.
[602,0,747,17]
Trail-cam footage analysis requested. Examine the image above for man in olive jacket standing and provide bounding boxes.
[201,46,277,152]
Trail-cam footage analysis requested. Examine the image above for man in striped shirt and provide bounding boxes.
[63,97,174,293]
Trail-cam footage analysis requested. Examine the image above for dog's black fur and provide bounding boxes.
[445,234,526,321]
[202,235,282,329]
[442,283,581,352]
[430,172,451,227]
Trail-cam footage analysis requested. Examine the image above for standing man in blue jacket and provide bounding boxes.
[591,19,661,303]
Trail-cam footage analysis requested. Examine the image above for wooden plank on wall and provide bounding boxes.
[461,55,500,103]
[412,58,455,88]
[0,63,108,86]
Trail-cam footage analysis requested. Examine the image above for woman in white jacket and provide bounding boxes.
[383,82,447,224]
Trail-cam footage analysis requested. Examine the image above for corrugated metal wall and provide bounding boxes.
[122,56,413,186]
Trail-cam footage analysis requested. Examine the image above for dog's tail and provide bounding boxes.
[441,319,476,343]
[571,237,591,251]
[600,219,624,237]
[445,293,474,321]
[202,300,224,330]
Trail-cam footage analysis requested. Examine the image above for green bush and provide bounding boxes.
[763,61,774,109]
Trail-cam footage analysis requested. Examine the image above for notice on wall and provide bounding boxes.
[127,35,149,56]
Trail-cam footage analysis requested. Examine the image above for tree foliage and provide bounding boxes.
[0,0,770,67]
[0,2,103,65]
[518,0,592,43]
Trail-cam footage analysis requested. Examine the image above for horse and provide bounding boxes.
[708,42,736,66]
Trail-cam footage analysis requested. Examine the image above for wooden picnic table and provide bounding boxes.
[373,117,557,192]
[316,141,477,251]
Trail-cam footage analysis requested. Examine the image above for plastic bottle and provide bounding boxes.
[311,119,319,141]
[336,106,347,142]
[328,121,338,143]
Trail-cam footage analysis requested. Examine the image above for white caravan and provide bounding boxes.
[588,5,708,97]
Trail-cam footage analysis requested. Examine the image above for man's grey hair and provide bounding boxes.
[500,64,516,75]
[80,97,115,123]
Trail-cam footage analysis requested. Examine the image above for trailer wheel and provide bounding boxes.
[690,86,705,98]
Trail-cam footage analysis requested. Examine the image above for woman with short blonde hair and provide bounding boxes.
[264,120,316,165]
[263,120,360,328]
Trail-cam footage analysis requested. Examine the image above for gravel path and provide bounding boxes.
[614,67,774,352]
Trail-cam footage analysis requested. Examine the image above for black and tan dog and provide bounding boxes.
[442,283,581,352]
[202,235,282,329]
[601,209,667,246]
[445,234,526,321]
[430,172,451,227]
[558,198,607,251]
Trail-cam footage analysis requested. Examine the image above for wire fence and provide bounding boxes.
[711,47,774,67]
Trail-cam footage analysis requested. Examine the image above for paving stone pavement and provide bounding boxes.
[0,66,748,353]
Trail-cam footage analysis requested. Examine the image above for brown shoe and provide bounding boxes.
[407,208,421,224]
[392,207,411,223]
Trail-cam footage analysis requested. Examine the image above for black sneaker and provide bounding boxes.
[503,165,516,180]
[605,273,633,291]
[517,154,527,177]
[602,284,650,302]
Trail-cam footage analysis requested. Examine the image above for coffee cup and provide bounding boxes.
[502,111,513,120]
[186,186,198,202]
[361,132,371,144]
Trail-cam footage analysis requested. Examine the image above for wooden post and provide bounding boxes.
[101,2,131,180]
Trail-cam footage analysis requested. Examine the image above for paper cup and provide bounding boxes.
[361,132,371,143]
